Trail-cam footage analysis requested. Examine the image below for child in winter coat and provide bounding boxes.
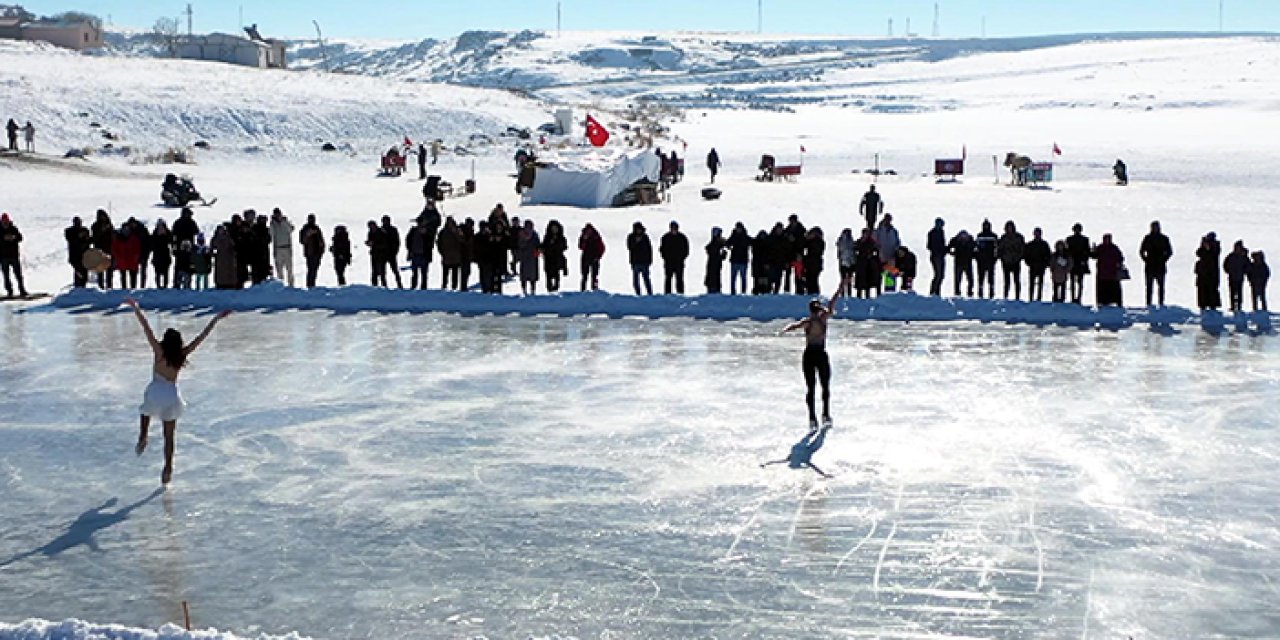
[191,235,212,290]
[1049,241,1073,303]
[1247,251,1270,311]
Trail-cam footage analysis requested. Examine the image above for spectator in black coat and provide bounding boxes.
[460,218,475,291]
[853,227,880,299]
[750,230,772,295]
[948,230,976,297]
[90,209,115,289]
[251,217,272,284]
[783,214,807,294]
[365,220,388,287]
[542,220,569,293]
[1247,251,1269,311]
[475,221,496,293]
[381,215,404,289]
[1138,220,1174,307]
[726,222,751,295]
[405,217,435,290]
[860,185,883,231]
[1195,233,1222,310]
[895,245,917,291]
[65,216,91,287]
[1023,227,1052,302]
[802,227,825,295]
[299,214,325,288]
[660,220,690,294]
[704,227,727,294]
[231,213,253,287]
[974,220,998,299]
[151,219,173,288]
[0,213,28,298]
[768,223,789,294]
[578,223,605,291]
[926,217,947,296]
[628,222,654,295]
[1065,223,1092,304]
[1223,240,1250,312]
[330,225,351,286]
[172,207,199,247]
[135,218,153,288]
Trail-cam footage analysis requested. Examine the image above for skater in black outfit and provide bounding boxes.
[706,148,721,184]
[860,185,883,232]
[781,284,846,430]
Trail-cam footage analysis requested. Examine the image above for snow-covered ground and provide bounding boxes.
[2,308,1278,639]
[2,31,1279,639]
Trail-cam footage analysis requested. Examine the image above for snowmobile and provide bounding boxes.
[160,173,216,207]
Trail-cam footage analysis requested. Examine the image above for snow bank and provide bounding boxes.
[45,282,1275,332]
[0,618,309,640]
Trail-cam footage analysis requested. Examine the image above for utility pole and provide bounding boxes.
[906,17,912,37]
[887,18,893,37]
[932,2,940,38]
[313,20,329,71]
[557,1,562,38]
[757,0,763,34]
[1219,0,1224,32]
[184,3,193,36]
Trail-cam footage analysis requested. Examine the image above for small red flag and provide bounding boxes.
[403,136,413,147]
[585,114,610,148]
[1053,143,1062,156]
[800,145,807,154]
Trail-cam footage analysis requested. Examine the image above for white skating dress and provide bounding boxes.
[139,373,186,421]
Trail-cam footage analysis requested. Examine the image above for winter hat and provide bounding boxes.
[0,213,9,224]
[711,226,722,236]
[935,217,944,226]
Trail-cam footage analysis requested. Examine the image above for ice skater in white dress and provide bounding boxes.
[126,298,230,484]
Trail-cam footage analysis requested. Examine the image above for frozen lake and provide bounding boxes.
[1,307,1278,639]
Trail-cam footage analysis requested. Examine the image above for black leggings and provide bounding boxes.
[802,346,831,421]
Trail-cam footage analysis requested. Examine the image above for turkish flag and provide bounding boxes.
[1053,142,1062,156]
[585,114,610,147]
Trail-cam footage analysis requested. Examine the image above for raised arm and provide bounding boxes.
[780,318,809,335]
[125,298,159,350]
[760,459,789,468]
[183,310,232,356]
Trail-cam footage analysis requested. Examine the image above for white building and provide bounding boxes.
[175,29,286,69]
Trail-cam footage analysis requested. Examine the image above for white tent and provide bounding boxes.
[522,149,661,209]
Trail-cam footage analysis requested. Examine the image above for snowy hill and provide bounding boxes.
[0,39,551,158]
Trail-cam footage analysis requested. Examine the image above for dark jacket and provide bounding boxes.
[579,228,605,262]
[997,232,1025,268]
[541,228,568,273]
[172,215,199,246]
[300,222,325,259]
[65,223,91,262]
[897,248,918,279]
[1024,238,1052,272]
[802,234,824,271]
[784,221,807,260]
[1066,233,1092,275]
[948,233,975,265]
[91,214,114,252]
[727,227,751,264]
[975,229,998,267]
[1247,259,1270,289]
[151,229,173,267]
[1224,251,1250,283]
[382,224,401,257]
[750,232,771,275]
[331,230,352,266]
[0,223,23,261]
[437,223,464,266]
[1139,232,1173,273]
[659,230,690,266]
[1092,242,1125,281]
[627,231,653,266]
[406,225,435,261]
[927,227,947,258]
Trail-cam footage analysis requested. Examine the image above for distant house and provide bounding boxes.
[0,6,104,50]
[175,27,286,69]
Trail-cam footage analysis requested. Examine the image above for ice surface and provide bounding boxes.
[2,307,1278,638]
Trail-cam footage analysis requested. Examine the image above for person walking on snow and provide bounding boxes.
[1139,220,1173,307]
[269,208,296,287]
[5,119,17,152]
[781,283,847,430]
[627,221,654,295]
[22,121,34,153]
[727,222,751,295]
[127,298,230,485]
[0,213,28,297]
[299,214,325,288]
[706,148,722,184]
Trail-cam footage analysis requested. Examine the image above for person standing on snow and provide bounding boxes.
[22,121,34,153]
[151,219,173,289]
[1138,220,1173,308]
[948,229,976,297]
[330,225,352,286]
[783,214,807,294]
[578,223,605,291]
[973,220,998,299]
[1049,241,1073,303]
[64,216,91,288]
[91,209,115,289]
[0,213,28,297]
[541,220,568,293]
[802,227,825,295]
[853,227,881,299]
[860,185,883,232]
[1023,227,1052,302]
[436,217,464,290]
[405,216,436,290]
[380,215,404,288]
[780,284,846,430]
[5,119,17,152]
[516,219,541,296]
[926,218,947,296]
[417,142,428,180]
[836,228,856,298]
[1247,251,1269,311]
[628,222,654,295]
[269,208,296,287]
[996,220,1025,300]
[1223,240,1251,313]
[874,214,900,272]
[1066,223,1092,304]
[660,220,690,295]
[1091,233,1125,307]
[726,222,751,295]
[704,226,727,294]
[706,148,722,184]
[1194,232,1222,310]
[299,214,325,288]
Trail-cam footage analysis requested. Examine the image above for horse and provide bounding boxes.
[1004,152,1033,186]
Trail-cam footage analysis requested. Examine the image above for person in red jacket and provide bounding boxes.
[578,223,605,291]
[112,219,144,289]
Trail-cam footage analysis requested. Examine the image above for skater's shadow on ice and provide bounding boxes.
[0,488,163,568]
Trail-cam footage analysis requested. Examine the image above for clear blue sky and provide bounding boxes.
[22,0,1278,40]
